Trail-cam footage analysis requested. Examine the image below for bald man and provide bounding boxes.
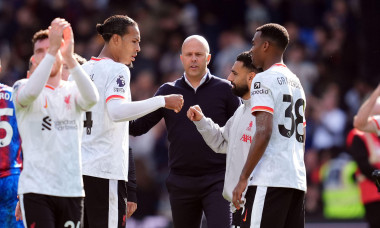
[130,35,240,227]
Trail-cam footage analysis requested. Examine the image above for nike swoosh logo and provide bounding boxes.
[44,98,48,108]
[243,210,248,222]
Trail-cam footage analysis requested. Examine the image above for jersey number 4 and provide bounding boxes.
[278,94,305,143]
[83,112,93,135]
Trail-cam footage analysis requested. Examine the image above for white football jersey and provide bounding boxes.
[371,115,380,136]
[14,80,85,197]
[249,63,307,192]
[80,58,130,181]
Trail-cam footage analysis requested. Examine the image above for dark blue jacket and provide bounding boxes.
[130,73,240,176]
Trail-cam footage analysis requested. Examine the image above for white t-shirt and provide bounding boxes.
[249,63,307,192]
[81,58,130,180]
[14,80,85,197]
[371,115,380,136]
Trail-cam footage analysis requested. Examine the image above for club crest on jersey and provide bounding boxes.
[246,121,253,131]
[64,95,71,110]
[254,82,261,89]
[116,75,126,87]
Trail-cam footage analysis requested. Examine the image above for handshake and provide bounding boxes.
[372,170,380,192]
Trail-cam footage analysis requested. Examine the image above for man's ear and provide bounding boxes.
[263,41,270,52]
[206,54,211,65]
[111,34,121,46]
[247,72,256,85]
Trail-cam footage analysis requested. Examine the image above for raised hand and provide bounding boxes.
[164,94,184,113]
[48,18,69,56]
[187,105,203,121]
[60,23,76,68]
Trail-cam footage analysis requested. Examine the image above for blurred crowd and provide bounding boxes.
[1,0,380,226]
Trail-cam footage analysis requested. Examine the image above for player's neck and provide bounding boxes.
[262,55,283,71]
[98,46,113,61]
[47,73,62,88]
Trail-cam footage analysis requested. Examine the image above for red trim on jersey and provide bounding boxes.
[272,63,287,68]
[45,85,55,90]
[251,106,274,113]
[371,116,380,130]
[90,57,110,61]
[303,121,307,127]
[106,95,125,103]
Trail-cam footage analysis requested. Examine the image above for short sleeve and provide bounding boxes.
[250,73,274,115]
[105,66,130,103]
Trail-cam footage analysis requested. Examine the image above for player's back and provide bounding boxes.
[249,64,306,191]
[0,83,22,178]
[80,57,131,181]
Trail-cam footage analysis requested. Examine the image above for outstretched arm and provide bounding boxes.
[353,84,380,133]
[188,105,232,154]
[107,94,183,122]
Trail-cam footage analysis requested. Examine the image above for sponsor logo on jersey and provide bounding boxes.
[240,134,252,143]
[54,120,78,131]
[251,89,269,95]
[64,95,71,110]
[246,121,253,131]
[254,82,260,89]
[42,116,52,131]
[116,75,126,87]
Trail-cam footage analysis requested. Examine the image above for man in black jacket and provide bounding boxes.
[130,35,240,228]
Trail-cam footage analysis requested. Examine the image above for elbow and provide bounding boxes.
[109,112,124,122]
[85,91,99,110]
[89,93,99,108]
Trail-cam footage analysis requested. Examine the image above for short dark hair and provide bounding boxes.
[256,23,289,51]
[96,15,137,42]
[74,53,87,65]
[236,51,260,73]
[32,29,49,45]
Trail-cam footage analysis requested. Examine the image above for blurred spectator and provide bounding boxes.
[319,149,364,219]
[347,128,380,228]
[312,83,347,150]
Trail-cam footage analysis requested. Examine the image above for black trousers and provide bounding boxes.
[166,172,231,228]
[20,193,83,228]
[365,201,380,228]
[241,186,305,228]
[82,175,127,228]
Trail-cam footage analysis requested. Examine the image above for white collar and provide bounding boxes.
[184,70,209,92]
